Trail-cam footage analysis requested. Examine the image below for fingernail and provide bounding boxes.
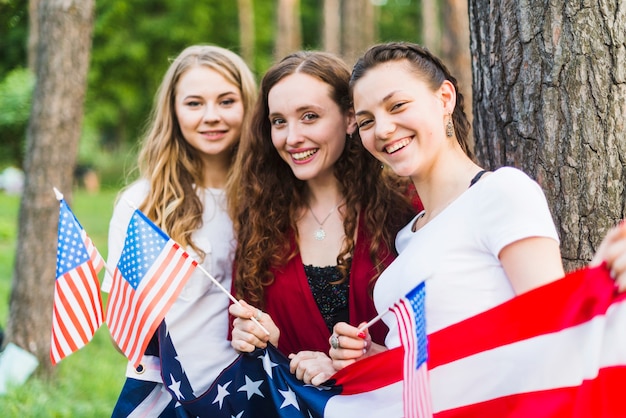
[357,332,366,339]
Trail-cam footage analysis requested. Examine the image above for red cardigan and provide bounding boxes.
[262,215,391,356]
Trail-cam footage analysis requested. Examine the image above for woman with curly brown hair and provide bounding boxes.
[227,50,418,386]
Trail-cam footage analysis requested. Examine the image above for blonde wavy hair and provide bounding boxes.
[133,45,256,257]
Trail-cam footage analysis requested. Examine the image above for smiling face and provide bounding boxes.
[267,72,352,182]
[174,65,245,164]
[353,60,453,180]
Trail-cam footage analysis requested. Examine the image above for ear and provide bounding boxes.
[439,80,457,115]
[345,108,358,137]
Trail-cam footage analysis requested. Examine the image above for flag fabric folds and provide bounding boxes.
[391,281,433,417]
[51,198,105,364]
[160,327,403,418]
[158,264,626,417]
[105,209,198,368]
[428,264,626,417]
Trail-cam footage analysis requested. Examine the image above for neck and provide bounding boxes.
[201,155,231,189]
[411,152,481,220]
[305,176,344,210]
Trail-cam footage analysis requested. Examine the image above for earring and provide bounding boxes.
[446,115,454,138]
[348,131,354,140]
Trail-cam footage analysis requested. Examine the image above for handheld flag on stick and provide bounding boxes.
[51,188,105,364]
[105,209,198,368]
[391,281,433,417]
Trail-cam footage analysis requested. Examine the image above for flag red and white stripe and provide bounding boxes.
[332,265,626,417]
[428,264,626,417]
[51,199,104,364]
[390,281,433,417]
[105,209,197,368]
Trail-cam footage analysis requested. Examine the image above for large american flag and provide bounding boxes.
[105,209,197,368]
[51,198,104,364]
[159,264,626,417]
[391,281,432,417]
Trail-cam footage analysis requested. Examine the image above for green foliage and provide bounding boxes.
[0,68,34,167]
[378,0,422,43]
[0,0,28,78]
[0,189,125,416]
[0,68,34,126]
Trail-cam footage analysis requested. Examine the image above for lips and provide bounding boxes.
[384,137,412,154]
[201,130,227,140]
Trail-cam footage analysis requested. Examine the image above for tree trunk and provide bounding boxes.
[323,0,341,55]
[441,0,473,151]
[342,0,376,65]
[421,0,440,55]
[469,0,626,270]
[28,0,40,71]
[275,0,301,59]
[237,0,255,66]
[6,0,95,374]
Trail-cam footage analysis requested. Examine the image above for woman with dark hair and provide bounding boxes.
[329,41,626,412]
[227,51,418,385]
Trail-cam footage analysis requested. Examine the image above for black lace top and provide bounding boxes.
[304,264,350,332]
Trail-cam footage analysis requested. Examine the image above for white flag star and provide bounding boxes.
[237,375,264,400]
[279,386,300,410]
[168,373,184,400]
[212,380,232,409]
[231,412,244,418]
[259,351,279,379]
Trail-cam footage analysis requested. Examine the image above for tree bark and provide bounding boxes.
[237,0,255,66]
[6,0,95,374]
[469,0,626,270]
[342,0,376,65]
[323,0,341,55]
[28,0,40,71]
[441,0,473,150]
[421,0,441,55]
[275,0,301,59]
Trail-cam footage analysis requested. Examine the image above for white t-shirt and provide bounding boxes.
[103,179,238,395]
[374,167,560,348]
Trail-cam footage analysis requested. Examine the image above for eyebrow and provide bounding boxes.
[269,104,324,117]
[355,90,400,117]
[181,90,239,100]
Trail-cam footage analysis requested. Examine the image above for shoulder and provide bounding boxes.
[116,179,150,208]
[480,167,544,198]
[489,166,536,184]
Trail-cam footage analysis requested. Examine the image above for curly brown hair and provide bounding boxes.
[227,51,416,308]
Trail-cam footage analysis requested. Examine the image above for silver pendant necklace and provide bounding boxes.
[308,198,345,240]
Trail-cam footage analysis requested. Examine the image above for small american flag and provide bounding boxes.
[105,209,197,368]
[391,281,433,417]
[51,198,105,364]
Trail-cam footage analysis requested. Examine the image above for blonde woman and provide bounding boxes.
[103,45,256,417]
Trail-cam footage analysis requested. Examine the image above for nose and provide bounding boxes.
[374,115,395,141]
[203,104,221,123]
[285,124,304,146]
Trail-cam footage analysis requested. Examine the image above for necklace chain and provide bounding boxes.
[308,198,345,241]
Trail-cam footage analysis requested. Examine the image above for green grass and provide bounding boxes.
[0,189,127,416]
